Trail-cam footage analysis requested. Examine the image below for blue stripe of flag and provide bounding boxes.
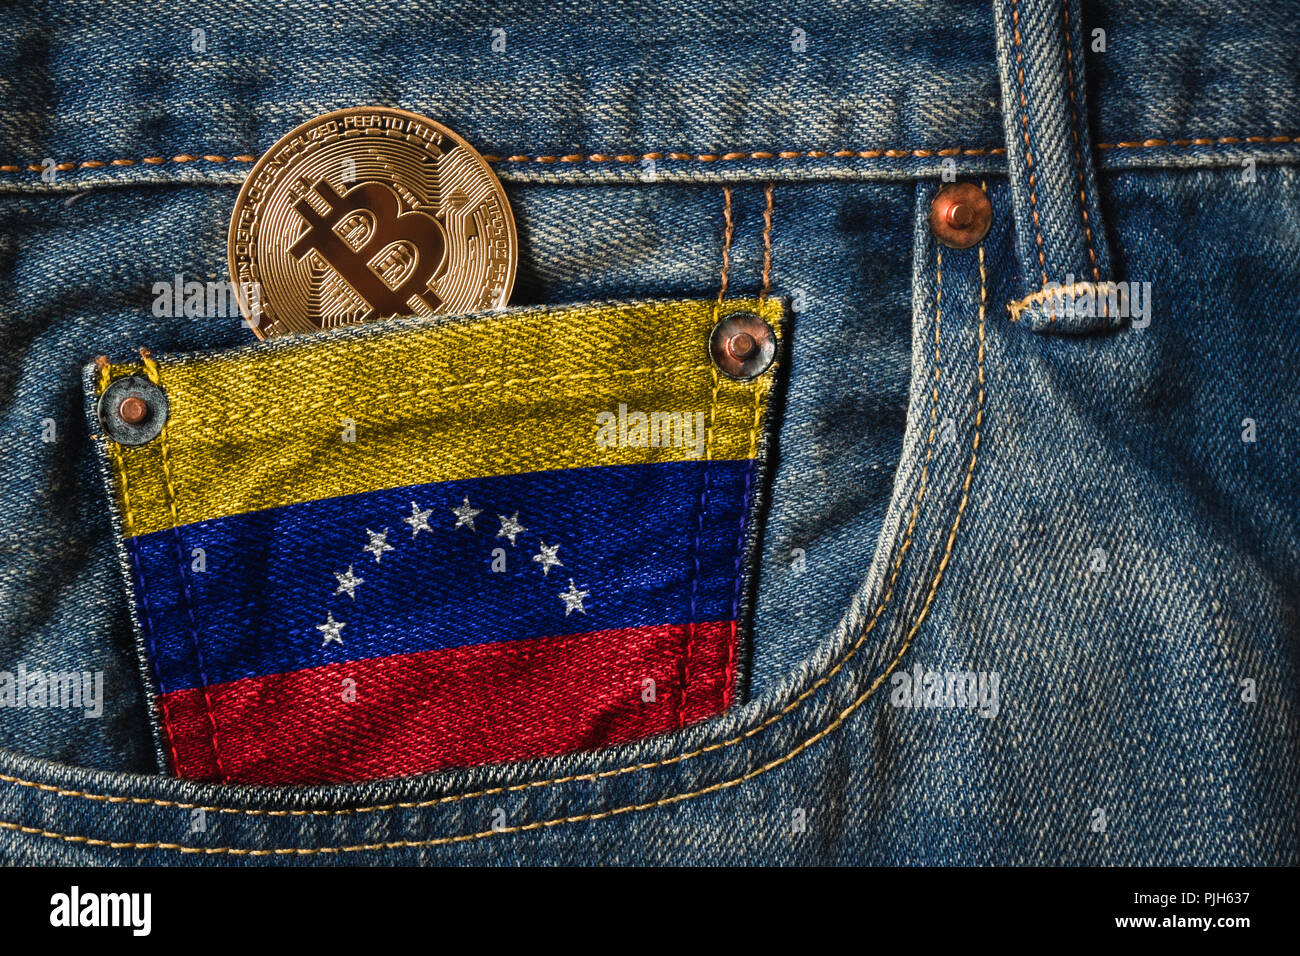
[129,459,754,693]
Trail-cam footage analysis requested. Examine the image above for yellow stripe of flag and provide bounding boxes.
[99,298,782,538]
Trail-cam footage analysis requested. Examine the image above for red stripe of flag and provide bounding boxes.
[158,621,736,783]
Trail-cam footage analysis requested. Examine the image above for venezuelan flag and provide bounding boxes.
[91,299,783,784]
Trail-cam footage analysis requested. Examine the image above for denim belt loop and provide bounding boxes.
[993,0,1117,326]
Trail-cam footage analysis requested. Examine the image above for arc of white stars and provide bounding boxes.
[329,502,592,639]
[317,611,346,645]
[533,541,563,576]
[559,578,589,616]
[334,565,364,600]
[404,501,432,537]
[363,527,394,563]
[451,496,481,530]
[497,511,527,546]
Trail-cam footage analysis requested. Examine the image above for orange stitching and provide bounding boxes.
[0,201,989,853]
[488,148,1009,163]
[0,147,1007,173]
[1010,0,1050,288]
[1061,1,1101,283]
[1096,135,1300,149]
[1005,279,1126,322]
[0,154,258,172]
[93,355,111,393]
[759,183,774,300]
[2,136,1295,174]
[716,187,733,306]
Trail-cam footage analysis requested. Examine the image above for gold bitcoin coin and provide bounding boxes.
[228,106,517,338]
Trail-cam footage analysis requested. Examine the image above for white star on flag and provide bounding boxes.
[363,528,394,563]
[532,541,563,576]
[404,501,433,536]
[451,496,481,530]
[317,611,346,645]
[559,578,589,616]
[334,565,364,600]
[497,511,527,546]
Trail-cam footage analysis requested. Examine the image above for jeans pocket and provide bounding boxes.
[86,297,786,785]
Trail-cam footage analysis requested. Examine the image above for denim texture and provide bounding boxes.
[993,0,1114,291]
[0,0,1297,863]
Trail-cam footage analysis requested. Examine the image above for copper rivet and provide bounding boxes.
[727,331,757,360]
[946,203,974,229]
[118,396,148,424]
[710,312,776,380]
[929,182,992,249]
[98,375,169,446]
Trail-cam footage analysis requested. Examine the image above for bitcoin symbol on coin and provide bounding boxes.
[228,106,516,339]
[289,180,447,319]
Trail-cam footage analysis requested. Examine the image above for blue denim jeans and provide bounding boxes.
[0,0,1296,863]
